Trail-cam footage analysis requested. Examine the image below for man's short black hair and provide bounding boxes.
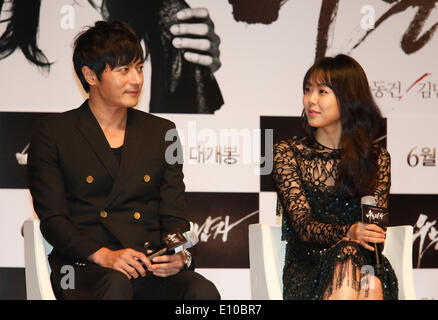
[73,20,144,92]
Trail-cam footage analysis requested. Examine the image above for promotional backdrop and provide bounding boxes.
[0,0,437,299]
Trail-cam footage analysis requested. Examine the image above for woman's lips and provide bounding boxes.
[308,109,320,116]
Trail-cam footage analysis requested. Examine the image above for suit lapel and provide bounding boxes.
[76,101,147,208]
[76,101,119,181]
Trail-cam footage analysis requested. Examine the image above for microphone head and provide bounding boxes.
[361,195,376,206]
[183,230,198,249]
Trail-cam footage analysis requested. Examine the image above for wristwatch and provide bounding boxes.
[183,249,192,269]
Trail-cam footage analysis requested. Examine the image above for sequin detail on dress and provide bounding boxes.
[273,136,398,300]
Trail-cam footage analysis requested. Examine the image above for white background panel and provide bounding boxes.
[388,116,438,194]
[413,269,438,300]
[0,190,35,267]
[3,1,436,116]
[165,114,261,193]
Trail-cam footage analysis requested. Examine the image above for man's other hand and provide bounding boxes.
[89,247,151,279]
[146,250,185,277]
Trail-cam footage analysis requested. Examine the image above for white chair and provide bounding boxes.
[22,218,56,300]
[248,223,416,300]
[248,224,285,300]
[21,218,198,300]
[382,225,416,300]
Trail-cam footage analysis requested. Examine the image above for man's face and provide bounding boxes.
[93,59,144,109]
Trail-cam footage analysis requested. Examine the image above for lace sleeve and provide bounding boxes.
[272,141,350,246]
[374,147,391,208]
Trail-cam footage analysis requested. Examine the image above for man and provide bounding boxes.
[90,0,224,113]
[27,20,220,300]
[0,1,223,114]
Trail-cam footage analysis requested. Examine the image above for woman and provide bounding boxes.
[272,54,398,300]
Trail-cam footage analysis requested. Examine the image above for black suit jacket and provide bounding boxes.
[28,100,189,262]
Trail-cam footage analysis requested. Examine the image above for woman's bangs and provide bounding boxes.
[303,68,332,90]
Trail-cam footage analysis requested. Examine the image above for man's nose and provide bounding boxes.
[129,68,143,85]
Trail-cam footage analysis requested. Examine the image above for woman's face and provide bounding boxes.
[303,78,341,132]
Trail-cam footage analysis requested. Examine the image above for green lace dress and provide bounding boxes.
[273,136,398,300]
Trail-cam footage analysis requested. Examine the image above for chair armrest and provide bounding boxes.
[249,224,284,300]
[383,225,416,300]
[23,218,56,300]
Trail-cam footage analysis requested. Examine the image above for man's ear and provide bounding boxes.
[82,66,99,87]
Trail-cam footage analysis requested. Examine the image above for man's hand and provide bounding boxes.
[89,247,151,279]
[146,250,185,278]
[170,8,221,73]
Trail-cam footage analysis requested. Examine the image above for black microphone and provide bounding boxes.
[361,196,389,275]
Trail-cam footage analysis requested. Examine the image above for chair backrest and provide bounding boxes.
[23,218,56,300]
[271,226,286,287]
[248,224,286,299]
[383,225,416,300]
[249,223,416,300]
